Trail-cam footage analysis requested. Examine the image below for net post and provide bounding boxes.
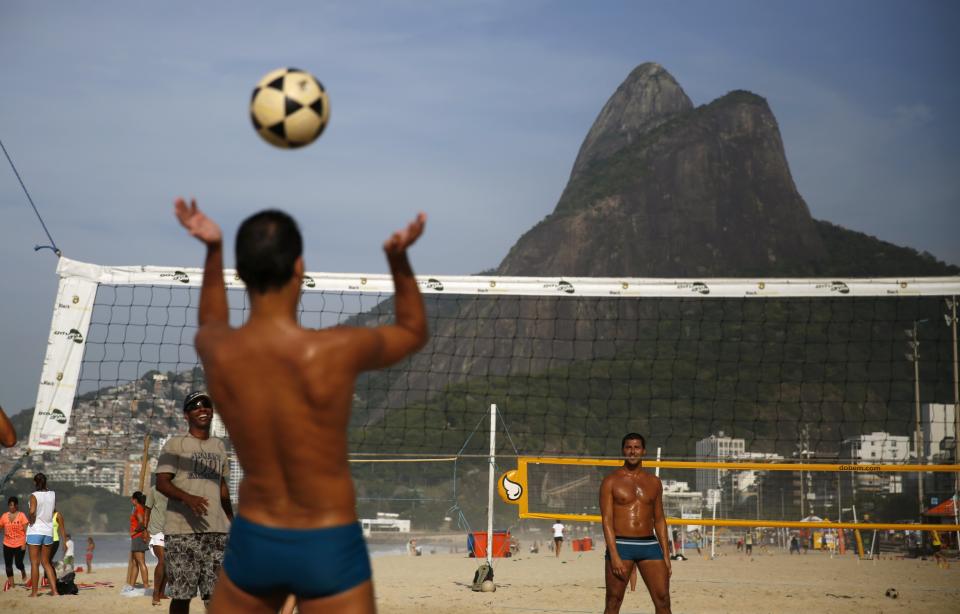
[138,435,151,492]
[486,403,497,568]
[710,491,717,559]
[954,493,959,554]
[949,296,959,552]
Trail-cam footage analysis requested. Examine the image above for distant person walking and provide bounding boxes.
[689,530,702,556]
[552,520,566,558]
[85,537,95,573]
[744,531,753,556]
[49,508,65,567]
[931,530,946,568]
[789,535,801,554]
[124,491,151,593]
[63,534,75,568]
[145,485,169,605]
[25,472,58,597]
[2,496,28,589]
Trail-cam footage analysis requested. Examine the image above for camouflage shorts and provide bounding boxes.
[164,533,227,601]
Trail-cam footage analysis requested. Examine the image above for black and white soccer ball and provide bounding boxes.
[250,68,330,149]
[885,588,898,599]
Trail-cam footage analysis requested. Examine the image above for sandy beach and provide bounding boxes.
[2,547,957,613]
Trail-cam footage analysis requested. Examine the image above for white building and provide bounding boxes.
[662,480,703,517]
[922,403,957,461]
[842,432,911,495]
[843,432,911,463]
[730,452,784,500]
[47,460,125,494]
[695,431,745,493]
[360,512,411,537]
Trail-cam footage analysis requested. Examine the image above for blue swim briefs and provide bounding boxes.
[222,516,371,599]
[605,535,664,562]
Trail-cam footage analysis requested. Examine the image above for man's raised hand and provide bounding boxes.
[175,198,222,246]
[383,212,426,257]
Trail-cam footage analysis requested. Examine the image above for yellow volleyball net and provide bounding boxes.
[498,456,960,532]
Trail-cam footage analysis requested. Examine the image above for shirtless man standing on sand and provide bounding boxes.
[174,198,428,613]
[599,433,671,614]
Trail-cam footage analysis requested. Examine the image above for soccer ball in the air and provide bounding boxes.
[885,588,898,599]
[250,68,330,149]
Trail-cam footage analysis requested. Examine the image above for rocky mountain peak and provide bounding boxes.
[570,62,693,180]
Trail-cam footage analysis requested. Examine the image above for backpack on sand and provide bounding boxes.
[471,563,494,591]
[56,571,79,596]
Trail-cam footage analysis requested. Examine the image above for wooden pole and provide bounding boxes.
[138,434,151,491]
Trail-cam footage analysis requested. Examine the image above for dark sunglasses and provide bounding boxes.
[187,400,213,411]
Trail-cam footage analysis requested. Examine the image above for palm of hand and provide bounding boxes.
[384,212,427,255]
[175,198,222,244]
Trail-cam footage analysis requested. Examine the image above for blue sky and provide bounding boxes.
[1,0,958,413]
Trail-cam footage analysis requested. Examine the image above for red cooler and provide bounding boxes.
[471,531,511,558]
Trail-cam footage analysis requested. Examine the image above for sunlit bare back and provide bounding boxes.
[175,198,428,613]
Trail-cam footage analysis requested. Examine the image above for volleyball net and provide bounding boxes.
[498,457,960,532]
[26,257,960,531]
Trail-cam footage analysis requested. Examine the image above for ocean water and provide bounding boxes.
[74,533,419,568]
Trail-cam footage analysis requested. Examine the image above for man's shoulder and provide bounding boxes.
[161,434,189,448]
[602,467,630,483]
[196,321,234,342]
[600,470,622,493]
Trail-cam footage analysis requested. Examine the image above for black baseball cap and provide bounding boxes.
[183,391,213,412]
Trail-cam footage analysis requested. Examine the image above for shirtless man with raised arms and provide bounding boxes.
[599,433,671,614]
[175,198,428,613]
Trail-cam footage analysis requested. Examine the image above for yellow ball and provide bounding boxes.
[250,67,330,149]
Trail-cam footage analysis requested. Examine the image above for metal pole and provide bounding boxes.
[837,473,842,524]
[710,496,717,559]
[799,464,805,518]
[853,504,860,562]
[954,493,959,552]
[912,321,925,517]
[948,297,960,551]
[138,435,151,491]
[486,404,497,567]
[680,504,685,557]
[756,478,760,520]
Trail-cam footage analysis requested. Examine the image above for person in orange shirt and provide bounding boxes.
[1,496,29,589]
